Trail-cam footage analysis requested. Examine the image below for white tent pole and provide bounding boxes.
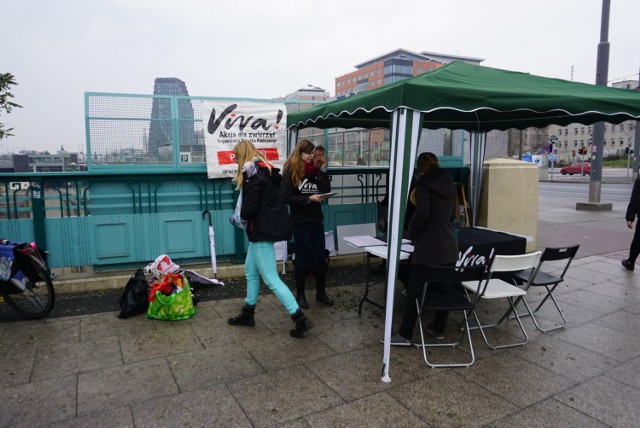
[381,108,421,383]
[288,127,298,155]
[469,131,487,226]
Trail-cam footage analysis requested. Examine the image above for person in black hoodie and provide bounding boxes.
[622,174,640,271]
[283,140,333,309]
[227,140,312,338]
[391,152,459,345]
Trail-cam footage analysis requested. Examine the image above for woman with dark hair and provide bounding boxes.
[282,139,333,309]
[227,140,312,338]
[391,152,459,345]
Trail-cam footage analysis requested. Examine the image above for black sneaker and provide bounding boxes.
[426,324,445,340]
[622,259,635,271]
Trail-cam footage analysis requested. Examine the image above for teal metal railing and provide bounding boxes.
[0,168,391,270]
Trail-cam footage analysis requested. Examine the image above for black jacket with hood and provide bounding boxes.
[406,168,459,266]
[241,162,292,243]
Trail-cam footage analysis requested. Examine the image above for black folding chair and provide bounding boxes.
[509,244,580,332]
[415,264,490,368]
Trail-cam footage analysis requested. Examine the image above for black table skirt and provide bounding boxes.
[456,227,527,267]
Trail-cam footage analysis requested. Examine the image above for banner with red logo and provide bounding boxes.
[202,101,287,179]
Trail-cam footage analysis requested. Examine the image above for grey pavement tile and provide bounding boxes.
[241,332,336,372]
[312,316,381,354]
[183,300,222,322]
[488,397,607,428]
[557,289,630,314]
[49,406,135,428]
[303,392,428,427]
[0,342,36,387]
[529,300,604,326]
[456,353,575,408]
[190,315,274,348]
[31,335,122,382]
[583,280,640,304]
[563,267,623,287]
[0,374,76,427]
[555,322,640,362]
[119,322,204,364]
[0,317,80,346]
[580,259,633,277]
[131,384,252,428]
[507,335,615,382]
[305,346,417,402]
[229,364,343,428]
[79,312,156,341]
[77,357,178,416]
[591,308,640,338]
[606,355,640,389]
[167,342,264,391]
[555,375,640,427]
[388,371,518,427]
[621,301,640,315]
[610,272,640,287]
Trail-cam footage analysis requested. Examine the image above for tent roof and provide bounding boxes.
[288,62,640,132]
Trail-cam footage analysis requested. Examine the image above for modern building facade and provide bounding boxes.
[334,48,484,97]
[148,78,199,161]
[324,48,497,167]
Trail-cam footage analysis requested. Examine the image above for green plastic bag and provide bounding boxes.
[147,273,196,320]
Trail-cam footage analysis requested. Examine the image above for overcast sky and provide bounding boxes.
[3,0,640,154]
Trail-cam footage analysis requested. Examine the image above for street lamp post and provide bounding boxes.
[549,135,558,180]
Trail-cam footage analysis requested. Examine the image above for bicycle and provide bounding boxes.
[0,240,55,319]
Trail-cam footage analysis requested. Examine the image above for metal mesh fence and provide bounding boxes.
[86,93,490,169]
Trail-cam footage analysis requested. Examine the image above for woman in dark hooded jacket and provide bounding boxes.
[391,152,459,345]
[226,140,312,339]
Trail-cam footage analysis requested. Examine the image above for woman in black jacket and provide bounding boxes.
[227,140,312,338]
[623,175,640,271]
[282,140,333,308]
[392,152,459,345]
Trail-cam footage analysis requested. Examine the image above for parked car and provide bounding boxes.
[560,162,591,175]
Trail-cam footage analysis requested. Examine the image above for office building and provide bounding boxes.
[148,78,198,161]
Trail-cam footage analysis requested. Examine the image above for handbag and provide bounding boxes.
[147,272,196,321]
[229,190,247,229]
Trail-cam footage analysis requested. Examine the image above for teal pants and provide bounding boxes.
[244,241,298,315]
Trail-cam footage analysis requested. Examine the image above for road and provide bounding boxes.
[537,176,633,260]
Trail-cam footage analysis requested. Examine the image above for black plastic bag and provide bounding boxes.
[118,268,149,319]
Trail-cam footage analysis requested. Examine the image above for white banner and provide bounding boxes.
[202,101,287,179]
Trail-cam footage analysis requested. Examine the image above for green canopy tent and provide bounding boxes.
[287,61,640,382]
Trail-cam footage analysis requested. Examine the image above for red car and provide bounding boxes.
[560,162,591,175]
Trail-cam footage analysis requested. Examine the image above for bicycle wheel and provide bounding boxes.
[2,256,55,319]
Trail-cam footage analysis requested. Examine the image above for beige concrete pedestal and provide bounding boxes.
[477,158,538,251]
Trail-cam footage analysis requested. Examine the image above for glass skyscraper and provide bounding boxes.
[148,78,198,161]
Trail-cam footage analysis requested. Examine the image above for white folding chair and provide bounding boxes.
[461,251,542,350]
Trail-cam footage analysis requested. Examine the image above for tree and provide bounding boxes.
[0,73,23,140]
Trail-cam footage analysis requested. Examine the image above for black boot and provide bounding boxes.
[315,270,334,306]
[290,310,313,338]
[295,269,309,309]
[227,304,255,327]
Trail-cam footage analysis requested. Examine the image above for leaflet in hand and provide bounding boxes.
[317,192,338,200]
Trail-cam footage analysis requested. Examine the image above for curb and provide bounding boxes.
[52,253,369,295]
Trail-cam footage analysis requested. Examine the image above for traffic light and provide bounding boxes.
[578,146,588,155]
[625,147,634,155]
